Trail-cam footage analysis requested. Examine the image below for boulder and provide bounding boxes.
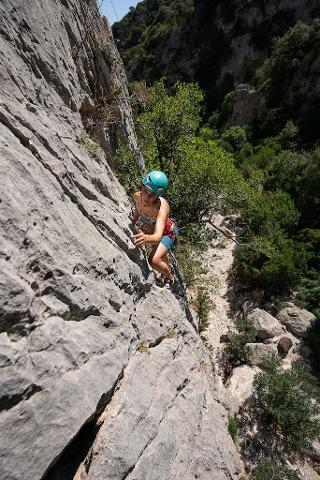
[247,308,283,341]
[277,336,293,356]
[220,333,230,343]
[227,365,260,415]
[311,439,320,461]
[276,305,316,338]
[247,343,278,366]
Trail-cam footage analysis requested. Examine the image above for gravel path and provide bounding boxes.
[187,216,237,355]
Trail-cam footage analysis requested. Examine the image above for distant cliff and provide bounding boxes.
[0,1,241,479]
[113,0,315,113]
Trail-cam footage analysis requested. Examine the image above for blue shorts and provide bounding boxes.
[160,235,175,251]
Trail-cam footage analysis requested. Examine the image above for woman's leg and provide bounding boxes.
[148,242,173,280]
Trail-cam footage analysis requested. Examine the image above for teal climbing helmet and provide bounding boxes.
[142,170,169,195]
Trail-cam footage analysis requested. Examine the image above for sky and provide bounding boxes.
[100,0,140,25]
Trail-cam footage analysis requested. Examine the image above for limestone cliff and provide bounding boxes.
[113,0,315,111]
[0,1,240,479]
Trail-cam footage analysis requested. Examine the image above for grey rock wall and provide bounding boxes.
[217,0,313,85]
[224,84,265,128]
[0,1,241,479]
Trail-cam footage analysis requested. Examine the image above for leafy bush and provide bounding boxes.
[196,287,214,333]
[226,318,256,364]
[294,229,320,311]
[113,142,142,195]
[220,126,248,153]
[228,417,239,441]
[219,91,234,126]
[243,190,299,240]
[174,241,208,286]
[276,120,298,149]
[297,147,320,228]
[254,357,320,449]
[167,136,249,235]
[254,459,297,480]
[307,316,320,374]
[233,188,300,294]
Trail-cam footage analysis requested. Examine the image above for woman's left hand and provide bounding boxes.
[134,229,146,246]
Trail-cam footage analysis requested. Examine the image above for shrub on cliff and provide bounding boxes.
[196,287,214,333]
[254,459,297,480]
[167,136,249,237]
[233,188,299,294]
[254,357,320,449]
[219,125,248,153]
[226,317,256,364]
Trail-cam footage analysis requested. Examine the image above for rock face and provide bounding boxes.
[0,1,240,479]
[226,365,259,416]
[225,84,265,128]
[247,308,283,341]
[247,342,278,366]
[277,304,316,338]
[277,336,293,356]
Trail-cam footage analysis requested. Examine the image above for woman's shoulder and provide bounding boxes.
[133,190,141,202]
[159,196,170,212]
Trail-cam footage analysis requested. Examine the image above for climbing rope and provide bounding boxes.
[110,0,119,21]
[207,220,273,259]
[169,251,198,332]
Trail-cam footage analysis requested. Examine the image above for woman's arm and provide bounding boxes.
[131,192,140,223]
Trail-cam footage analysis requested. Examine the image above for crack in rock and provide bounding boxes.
[119,376,191,479]
[0,383,43,412]
[42,367,125,480]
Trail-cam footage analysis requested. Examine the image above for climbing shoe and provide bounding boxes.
[164,277,175,289]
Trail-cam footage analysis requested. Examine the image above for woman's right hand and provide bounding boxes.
[134,229,147,247]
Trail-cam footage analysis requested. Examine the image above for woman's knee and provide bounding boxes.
[150,254,161,267]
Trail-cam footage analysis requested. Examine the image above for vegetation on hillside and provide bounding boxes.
[254,357,320,449]
[253,459,297,480]
[112,0,316,117]
[255,20,320,143]
[115,79,249,245]
[113,0,196,83]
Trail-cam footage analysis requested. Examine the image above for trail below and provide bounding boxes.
[190,215,237,356]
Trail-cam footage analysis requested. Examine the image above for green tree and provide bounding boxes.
[220,125,248,153]
[254,357,320,449]
[166,136,249,234]
[242,190,299,243]
[136,79,203,172]
[254,459,297,480]
[256,20,320,141]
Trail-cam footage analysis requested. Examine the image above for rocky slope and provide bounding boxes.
[0,1,241,479]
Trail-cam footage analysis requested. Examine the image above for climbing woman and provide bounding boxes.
[131,170,178,287]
